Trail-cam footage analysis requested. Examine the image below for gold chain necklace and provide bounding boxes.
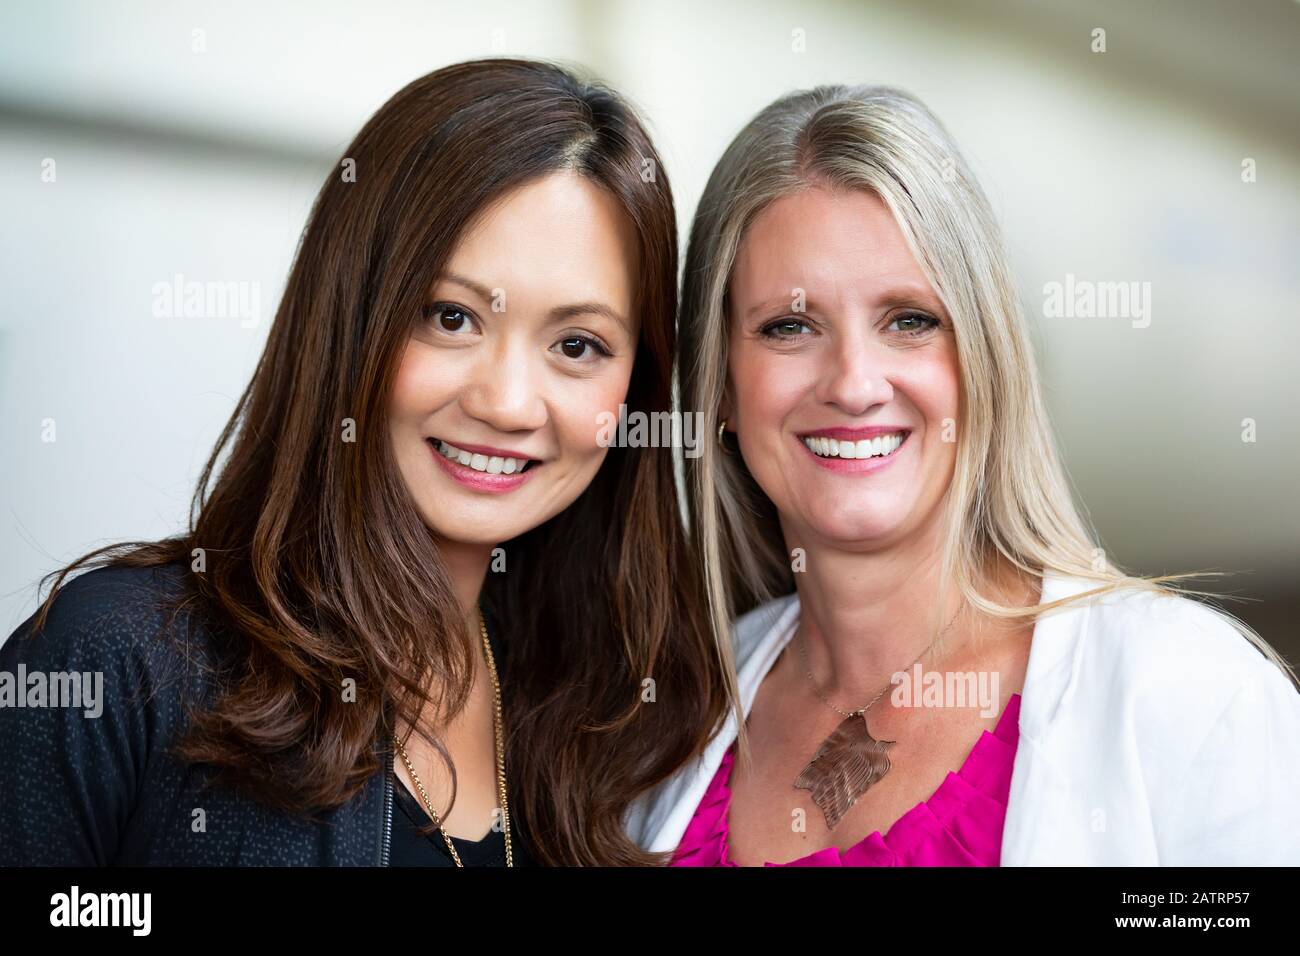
[392,605,513,866]
[793,600,965,830]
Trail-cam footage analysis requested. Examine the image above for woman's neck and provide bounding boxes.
[780,508,969,700]
[432,536,495,633]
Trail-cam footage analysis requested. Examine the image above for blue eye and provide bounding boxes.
[760,318,813,338]
[888,312,940,335]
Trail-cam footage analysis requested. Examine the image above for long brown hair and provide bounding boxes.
[27,58,727,865]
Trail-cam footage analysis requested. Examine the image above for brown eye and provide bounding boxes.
[423,303,474,333]
[550,335,611,362]
[438,307,469,332]
[559,337,587,358]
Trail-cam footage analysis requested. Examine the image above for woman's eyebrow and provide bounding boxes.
[741,294,800,320]
[436,272,632,334]
[547,302,630,334]
[433,272,494,302]
[740,282,942,318]
[873,282,942,310]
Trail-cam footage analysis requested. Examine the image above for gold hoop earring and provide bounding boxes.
[717,419,729,450]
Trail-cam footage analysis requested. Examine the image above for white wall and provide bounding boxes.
[3,0,1297,634]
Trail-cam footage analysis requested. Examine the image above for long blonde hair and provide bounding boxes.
[678,84,1297,755]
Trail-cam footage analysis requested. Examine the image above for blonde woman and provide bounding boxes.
[625,85,1300,866]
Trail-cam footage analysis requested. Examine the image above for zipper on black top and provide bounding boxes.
[381,765,393,866]
[377,732,394,866]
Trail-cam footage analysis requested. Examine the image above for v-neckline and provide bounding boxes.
[718,692,1022,866]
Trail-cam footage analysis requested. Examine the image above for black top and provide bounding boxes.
[387,609,533,867]
[0,561,522,865]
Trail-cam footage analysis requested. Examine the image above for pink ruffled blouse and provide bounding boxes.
[670,692,1021,867]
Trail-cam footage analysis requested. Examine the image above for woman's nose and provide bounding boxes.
[813,334,894,415]
[459,339,549,433]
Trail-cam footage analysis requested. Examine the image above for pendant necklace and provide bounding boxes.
[793,601,965,830]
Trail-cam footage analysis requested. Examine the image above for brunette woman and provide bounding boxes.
[0,58,726,866]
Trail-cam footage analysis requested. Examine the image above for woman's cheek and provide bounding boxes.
[913,355,961,488]
[562,370,635,459]
[391,343,453,419]
[389,348,423,418]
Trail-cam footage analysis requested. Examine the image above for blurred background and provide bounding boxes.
[1,0,1297,660]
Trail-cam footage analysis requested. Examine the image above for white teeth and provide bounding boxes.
[802,431,905,460]
[436,440,530,475]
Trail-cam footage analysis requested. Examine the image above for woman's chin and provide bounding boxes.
[800,509,912,549]
[423,513,525,549]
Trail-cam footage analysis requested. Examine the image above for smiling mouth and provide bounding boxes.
[429,438,538,475]
[800,430,910,461]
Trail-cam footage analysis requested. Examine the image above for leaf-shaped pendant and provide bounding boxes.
[794,713,895,830]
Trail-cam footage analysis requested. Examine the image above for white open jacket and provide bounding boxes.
[625,571,1300,865]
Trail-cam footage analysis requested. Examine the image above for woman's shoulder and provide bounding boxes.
[1044,573,1298,779]
[1048,572,1291,691]
[0,560,226,865]
[1042,574,1300,862]
[1,560,215,680]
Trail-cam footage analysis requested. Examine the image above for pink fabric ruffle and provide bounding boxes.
[670,692,1021,867]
